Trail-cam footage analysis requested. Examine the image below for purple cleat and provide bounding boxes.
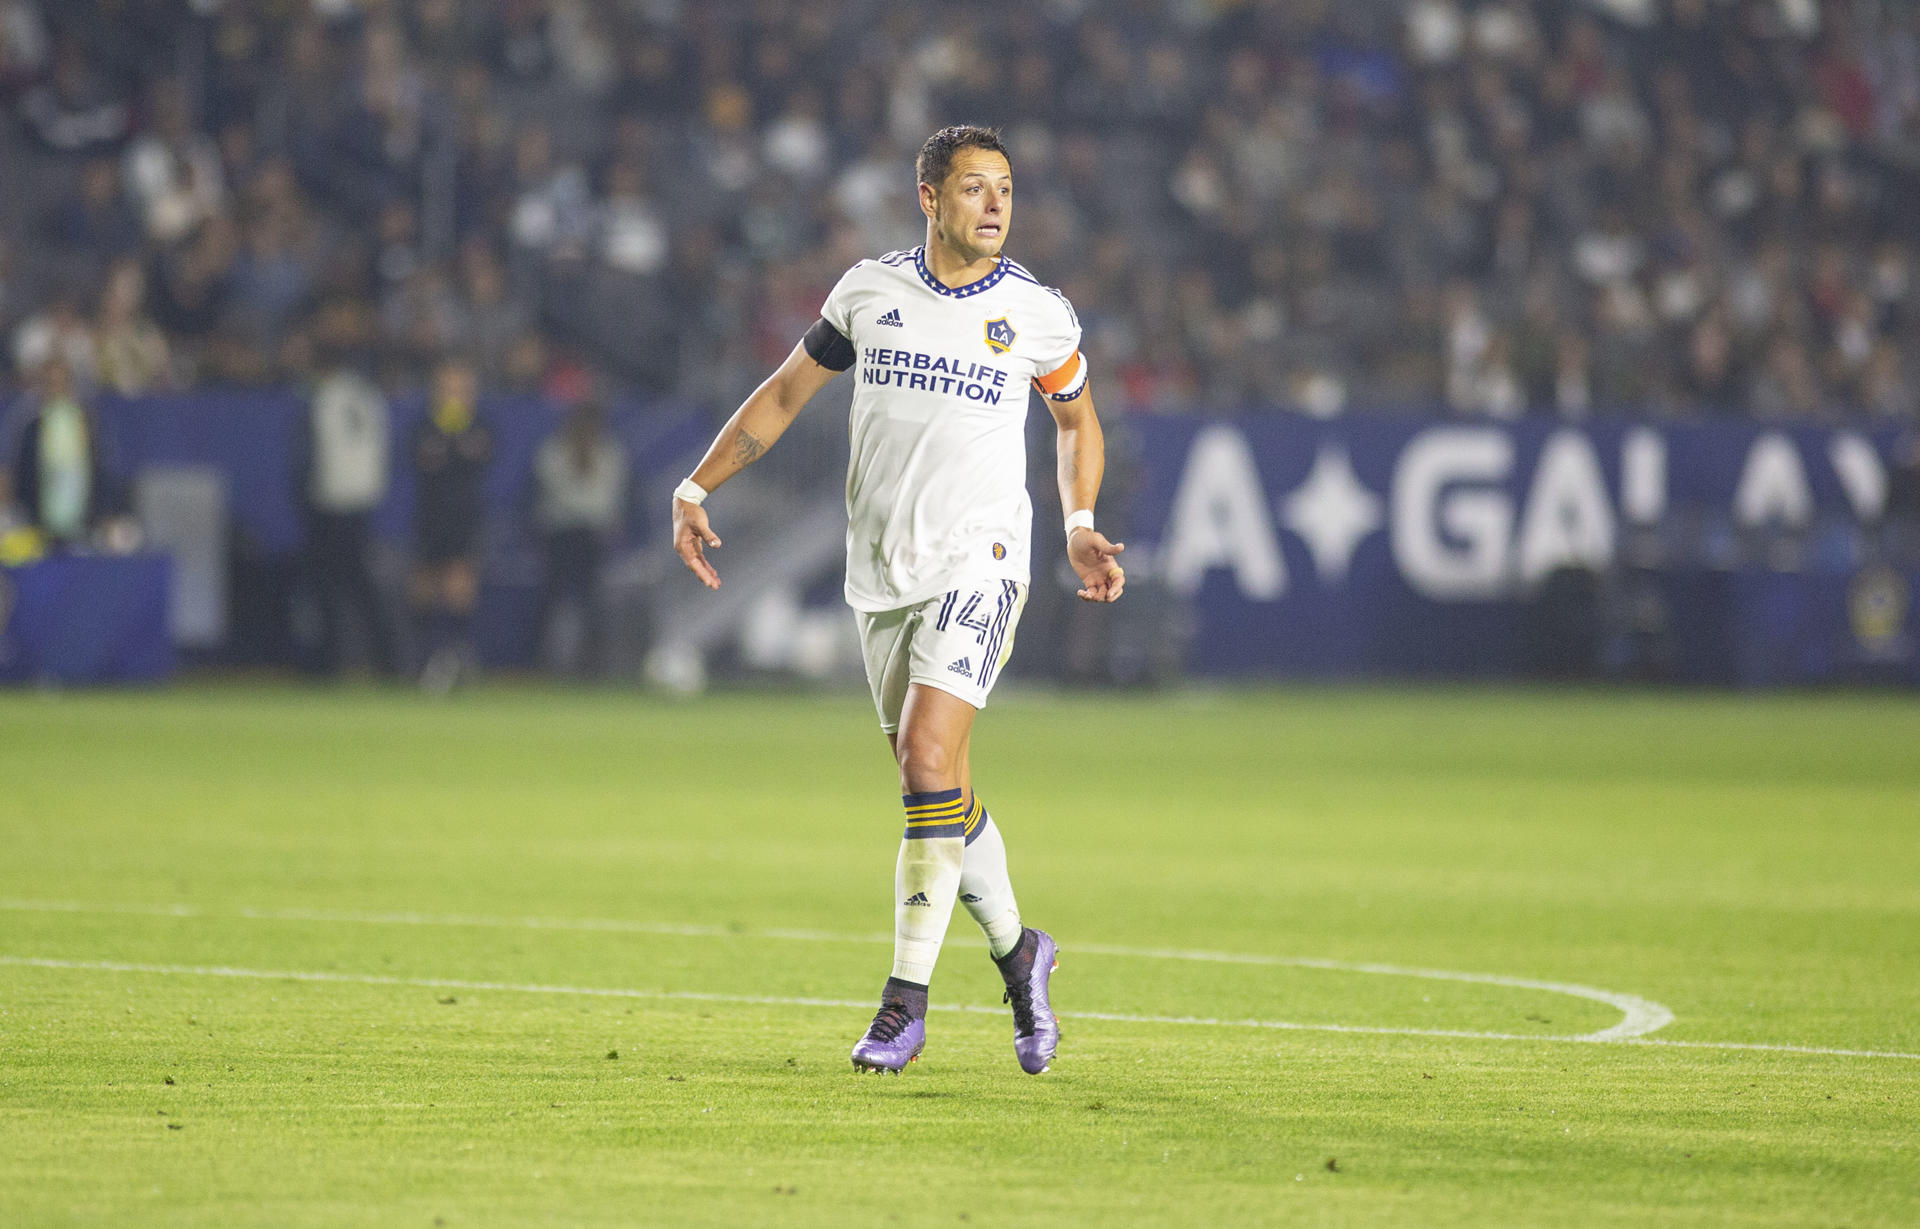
[850,1000,925,1073]
[997,928,1060,1074]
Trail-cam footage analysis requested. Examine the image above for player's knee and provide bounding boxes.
[894,728,956,793]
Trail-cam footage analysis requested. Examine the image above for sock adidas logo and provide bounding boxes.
[959,893,982,903]
[947,657,972,677]
[903,891,931,907]
[877,308,904,327]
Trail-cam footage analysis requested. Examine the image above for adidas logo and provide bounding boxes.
[903,891,931,907]
[959,893,982,904]
[877,308,904,327]
[947,657,972,677]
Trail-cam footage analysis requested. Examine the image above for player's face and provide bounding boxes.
[925,148,1012,263]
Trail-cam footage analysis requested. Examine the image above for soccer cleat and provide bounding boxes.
[999,928,1060,1074]
[850,1000,925,1073]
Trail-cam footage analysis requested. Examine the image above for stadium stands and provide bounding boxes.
[0,0,1915,422]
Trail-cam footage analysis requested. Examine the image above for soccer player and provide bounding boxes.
[671,124,1124,1075]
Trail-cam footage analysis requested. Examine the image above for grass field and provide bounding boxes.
[2,683,1917,1226]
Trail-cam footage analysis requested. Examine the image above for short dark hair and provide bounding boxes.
[916,125,1009,189]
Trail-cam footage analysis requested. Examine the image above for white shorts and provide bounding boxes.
[857,579,1029,733]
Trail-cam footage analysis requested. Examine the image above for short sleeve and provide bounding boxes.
[819,261,864,339]
[1030,288,1086,399]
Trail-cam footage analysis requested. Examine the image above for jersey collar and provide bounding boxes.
[912,246,1008,299]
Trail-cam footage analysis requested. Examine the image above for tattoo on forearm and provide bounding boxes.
[1064,453,1080,482]
[734,429,767,466]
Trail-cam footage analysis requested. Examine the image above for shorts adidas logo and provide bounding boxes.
[877,308,904,327]
[903,891,931,906]
[947,657,972,678]
[959,893,982,903]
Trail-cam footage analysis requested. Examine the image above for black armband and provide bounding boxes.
[802,317,856,372]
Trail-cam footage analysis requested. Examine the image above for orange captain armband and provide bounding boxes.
[1032,351,1088,401]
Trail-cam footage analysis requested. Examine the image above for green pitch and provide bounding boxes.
[2,684,1917,1226]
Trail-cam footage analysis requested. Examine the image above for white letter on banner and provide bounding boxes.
[1163,424,1286,599]
[1829,432,1887,520]
[1392,427,1514,600]
[1620,427,1666,525]
[1733,432,1813,527]
[1516,430,1616,584]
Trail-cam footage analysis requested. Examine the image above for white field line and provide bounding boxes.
[3,955,1915,1062]
[1,897,1664,1040]
[5,898,1907,1059]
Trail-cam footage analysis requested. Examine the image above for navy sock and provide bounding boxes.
[882,976,929,1020]
[993,929,1038,984]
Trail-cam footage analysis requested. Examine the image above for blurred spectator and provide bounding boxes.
[12,288,96,393]
[1862,343,1919,423]
[440,244,528,391]
[20,39,128,154]
[0,0,49,95]
[148,217,239,349]
[6,357,117,547]
[330,19,429,221]
[228,205,317,346]
[532,396,626,677]
[92,258,171,396]
[42,157,142,268]
[1883,431,1920,567]
[300,313,398,677]
[409,356,492,691]
[0,238,16,356]
[598,159,667,277]
[122,78,227,244]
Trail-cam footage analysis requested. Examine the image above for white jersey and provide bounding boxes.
[820,246,1086,613]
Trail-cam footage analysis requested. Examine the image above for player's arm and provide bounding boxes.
[1044,375,1126,603]
[672,324,849,589]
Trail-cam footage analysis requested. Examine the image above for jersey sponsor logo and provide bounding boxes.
[991,542,1006,560]
[947,656,973,678]
[877,308,904,327]
[860,347,1009,403]
[984,316,1016,355]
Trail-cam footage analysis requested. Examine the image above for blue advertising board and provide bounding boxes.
[1121,415,1917,684]
[0,554,174,684]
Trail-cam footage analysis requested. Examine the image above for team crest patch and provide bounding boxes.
[992,542,1006,560]
[984,317,1016,355]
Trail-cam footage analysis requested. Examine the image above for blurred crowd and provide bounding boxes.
[1,0,1919,423]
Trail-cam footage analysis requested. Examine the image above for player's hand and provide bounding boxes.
[673,498,722,589]
[1068,527,1125,603]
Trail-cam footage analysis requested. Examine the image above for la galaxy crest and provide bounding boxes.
[984,317,1016,355]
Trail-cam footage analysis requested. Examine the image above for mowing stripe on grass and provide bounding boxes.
[1,896,1668,1040]
[3,955,1916,1061]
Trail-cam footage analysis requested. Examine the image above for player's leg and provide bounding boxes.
[850,682,975,1073]
[850,607,932,1071]
[947,732,1020,956]
[944,586,1059,1072]
[890,682,977,973]
[947,692,1060,1074]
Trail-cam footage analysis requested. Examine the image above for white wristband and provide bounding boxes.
[1065,509,1095,538]
[673,478,709,507]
